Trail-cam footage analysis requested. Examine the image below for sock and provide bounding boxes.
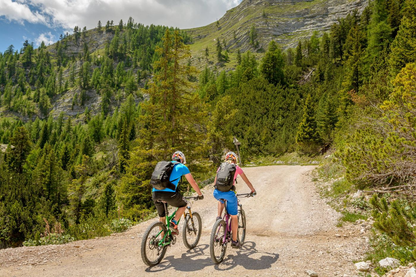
[171,219,177,225]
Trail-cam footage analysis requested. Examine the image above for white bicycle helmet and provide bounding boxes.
[172,151,186,164]
[225,151,238,163]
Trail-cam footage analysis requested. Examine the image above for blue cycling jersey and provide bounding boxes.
[152,162,190,193]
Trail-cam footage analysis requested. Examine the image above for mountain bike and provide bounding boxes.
[141,195,202,267]
[209,192,255,264]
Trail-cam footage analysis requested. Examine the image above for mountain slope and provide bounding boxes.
[187,0,368,59]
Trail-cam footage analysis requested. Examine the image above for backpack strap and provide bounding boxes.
[166,161,180,191]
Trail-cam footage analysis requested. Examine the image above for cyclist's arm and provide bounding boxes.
[184,173,203,196]
[240,172,256,193]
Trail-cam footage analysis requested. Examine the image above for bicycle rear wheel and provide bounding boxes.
[237,208,246,244]
[209,219,227,264]
[182,212,202,249]
[141,222,168,266]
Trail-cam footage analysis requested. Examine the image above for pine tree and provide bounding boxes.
[295,41,303,67]
[6,126,31,174]
[216,38,223,62]
[260,41,285,86]
[121,29,207,219]
[118,118,130,173]
[343,24,365,92]
[296,94,320,153]
[389,0,416,75]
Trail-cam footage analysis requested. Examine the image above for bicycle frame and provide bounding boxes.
[216,193,252,245]
[155,197,196,247]
[216,200,235,245]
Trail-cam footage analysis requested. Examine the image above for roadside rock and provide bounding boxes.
[380,257,401,269]
[355,261,370,272]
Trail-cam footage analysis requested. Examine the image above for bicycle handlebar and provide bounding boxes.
[183,195,203,201]
[236,192,256,198]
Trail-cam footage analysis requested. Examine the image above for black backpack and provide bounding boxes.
[150,161,179,190]
[215,162,236,192]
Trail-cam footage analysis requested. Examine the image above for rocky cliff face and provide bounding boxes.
[188,0,368,51]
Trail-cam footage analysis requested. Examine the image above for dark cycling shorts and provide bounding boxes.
[152,191,187,217]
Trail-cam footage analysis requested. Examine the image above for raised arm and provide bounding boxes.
[240,172,256,193]
[184,173,203,196]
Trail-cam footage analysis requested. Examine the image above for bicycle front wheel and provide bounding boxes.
[237,208,246,244]
[141,221,168,267]
[182,212,202,249]
[209,219,227,264]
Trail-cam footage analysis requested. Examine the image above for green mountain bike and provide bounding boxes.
[209,192,254,264]
[141,196,202,267]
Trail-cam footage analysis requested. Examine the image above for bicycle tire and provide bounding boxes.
[209,219,227,264]
[182,212,202,249]
[237,208,246,244]
[141,221,168,267]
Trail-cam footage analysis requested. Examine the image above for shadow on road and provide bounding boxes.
[144,241,279,272]
[213,241,279,271]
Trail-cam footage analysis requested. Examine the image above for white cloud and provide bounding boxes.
[34,31,54,46]
[0,0,242,31]
[0,0,47,24]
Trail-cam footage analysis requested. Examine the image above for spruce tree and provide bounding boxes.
[260,40,285,86]
[389,0,416,75]
[296,94,320,153]
[120,29,207,219]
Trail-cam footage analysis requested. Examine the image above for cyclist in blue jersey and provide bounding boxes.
[152,151,203,235]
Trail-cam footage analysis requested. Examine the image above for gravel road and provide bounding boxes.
[0,165,369,277]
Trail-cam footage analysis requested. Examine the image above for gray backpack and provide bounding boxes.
[150,161,179,190]
[215,162,236,192]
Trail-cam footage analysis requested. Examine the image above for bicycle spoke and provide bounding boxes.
[141,222,168,266]
[182,212,202,249]
[210,219,227,264]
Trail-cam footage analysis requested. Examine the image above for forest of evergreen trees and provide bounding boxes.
[0,0,415,265]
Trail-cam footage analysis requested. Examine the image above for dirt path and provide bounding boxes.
[0,165,369,277]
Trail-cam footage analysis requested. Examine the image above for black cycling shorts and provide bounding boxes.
[152,191,187,217]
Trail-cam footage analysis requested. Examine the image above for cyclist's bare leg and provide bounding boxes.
[217,201,224,217]
[159,217,166,238]
[231,215,238,241]
[173,206,186,222]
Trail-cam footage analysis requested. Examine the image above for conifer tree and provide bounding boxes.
[260,40,285,86]
[6,126,31,174]
[343,24,365,92]
[118,118,130,173]
[296,94,320,153]
[216,38,223,62]
[121,29,207,219]
[316,93,337,143]
[100,183,116,217]
[389,0,416,75]
[295,41,303,67]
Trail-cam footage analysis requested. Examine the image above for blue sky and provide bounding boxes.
[0,0,242,53]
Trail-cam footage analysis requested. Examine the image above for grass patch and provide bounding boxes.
[330,178,352,197]
[340,211,367,223]
[244,152,323,167]
[366,233,415,275]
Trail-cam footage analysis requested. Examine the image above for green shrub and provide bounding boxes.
[23,233,75,246]
[109,218,132,233]
[68,216,112,240]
